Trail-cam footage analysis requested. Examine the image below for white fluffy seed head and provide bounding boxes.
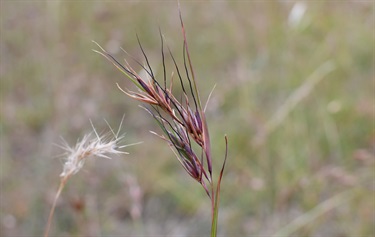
[59,132,127,178]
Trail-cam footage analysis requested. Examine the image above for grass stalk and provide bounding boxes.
[211,136,228,237]
[44,177,67,237]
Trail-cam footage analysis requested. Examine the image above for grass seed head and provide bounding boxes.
[59,132,127,178]
[93,9,214,187]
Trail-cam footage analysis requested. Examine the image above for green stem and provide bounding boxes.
[211,136,228,237]
[211,190,219,237]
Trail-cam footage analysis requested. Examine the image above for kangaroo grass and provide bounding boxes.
[94,7,228,236]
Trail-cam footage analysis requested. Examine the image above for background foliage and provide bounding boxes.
[1,1,374,236]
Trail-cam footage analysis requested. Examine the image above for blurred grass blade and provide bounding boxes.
[255,60,336,146]
[272,188,357,237]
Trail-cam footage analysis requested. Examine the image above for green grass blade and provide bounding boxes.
[211,136,228,237]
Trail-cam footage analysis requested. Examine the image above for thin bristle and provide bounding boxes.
[136,34,155,79]
[159,28,167,90]
[182,41,198,110]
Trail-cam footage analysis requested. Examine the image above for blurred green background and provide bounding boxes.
[1,1,374,236]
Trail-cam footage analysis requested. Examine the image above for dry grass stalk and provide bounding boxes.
[45,119,140,237]
[94,6,228,236]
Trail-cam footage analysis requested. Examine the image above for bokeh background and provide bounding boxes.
[1,1,374,236]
